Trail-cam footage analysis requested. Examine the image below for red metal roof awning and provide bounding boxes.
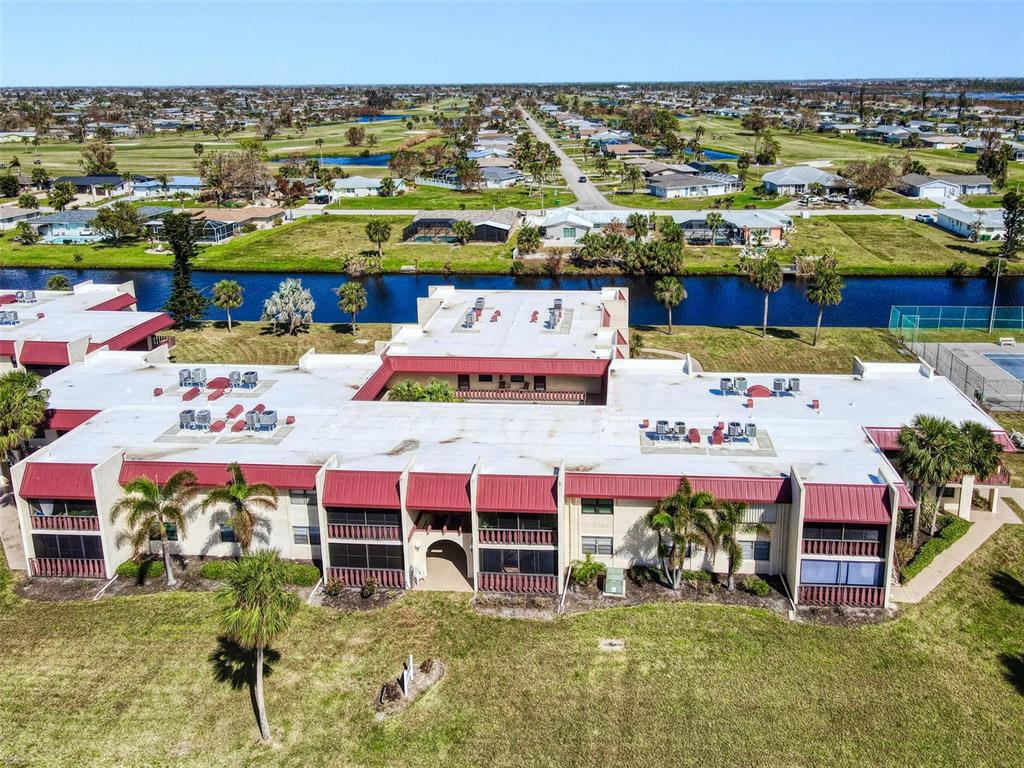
[322,470,401,508]
[895,484,917,509]
[565,473,792,504]
[0,340,14,357]
[20,462,95,500]
[43,409,100,432]
[18,341,70,366]
[477,474,557,514]
[98,314,174,351]
[803,483,893,525]
[867,426,1017,454]
[86,293,137,312]
[406,472,471,511]
[119,461,319,489]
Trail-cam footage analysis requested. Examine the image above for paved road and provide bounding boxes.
[522,111,616,210]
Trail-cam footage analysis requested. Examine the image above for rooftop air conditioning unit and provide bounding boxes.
[179,409,196,430]
[464,310,475,328]
[229,371,241,388]
[728,421,742,438]
[674,421,686,435]
[196,409,212,428]
[720,377,733,392]
[773,377,786,393]
[7,311,17,324]
[734,376,748,392]
[260,410,278,430]
[24,290,35,302]
[245,410,260,430]
[0,312,8,325]
[242,371,258,388]
[15,291,24,300]
[474,296,485,310]
[745,422,757,438]
[192,368,207,385]
[655,419,669,435]
[178,369,192,387]
[789,377,800,393]
[554,297,563,311]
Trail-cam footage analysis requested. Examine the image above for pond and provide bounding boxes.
[355,115,411,122]
[2,268,1020,329]
[275,154,392,167]
[684,148,740,162]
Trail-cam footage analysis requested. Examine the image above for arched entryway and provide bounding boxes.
[420,539,472,592]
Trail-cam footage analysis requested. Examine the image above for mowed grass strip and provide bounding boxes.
[636,325,908,373]
[0,525,1021,767]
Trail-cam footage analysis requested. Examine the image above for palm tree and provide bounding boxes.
[622,163,644,194]
[337,280,368,332]
[515,224,541,255]
[0,370,50,480]
[212,279,244,332]
[111,471,200,587]
[202,463,277,554]
[898,415,966,546]
[364,217,391,257]
[626,212,648,242]
[804,249,844,346]
[314,137,324,166]
[746,253,783,338]
[960,420,1003,488]
[156,173,170,197]
[646,479,717,589]
[714,501,769,591]
[216,549,299,742]
[705,212,725,245]
[653,276,686,334]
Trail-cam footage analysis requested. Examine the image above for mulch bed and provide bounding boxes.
[316,587,404,612]
[14,574,102,603]
[374,659,446,719]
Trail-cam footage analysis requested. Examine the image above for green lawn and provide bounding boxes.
[868,189,941,209]
[328,184,575,211]
[961,194,1011,209]
[1,517,1022,766]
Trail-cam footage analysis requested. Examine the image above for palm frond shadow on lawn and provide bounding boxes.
[209,636,281,724]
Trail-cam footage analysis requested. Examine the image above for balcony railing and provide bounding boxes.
[457,389,585,403]
[30,515,100,532]
[153,334,176,349]
[799,584,884,607]
[478,571,558,594]
[29,557,106,579]
[802,539,880,557]
[326,567,405,589]
[327,524,401,541]
[478,528,556,546]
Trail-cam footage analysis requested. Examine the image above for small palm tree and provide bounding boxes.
[960,419,1003,489]
[622,163,644,193]
[212,279,244,332]
[202,463,277,553]
[804,249,844,346]
[337,280,368,332]
[364,217,391,257]
[746,253,783,338]
[626,212,648,242]
[898,415,966,545]
[111,471,200,586]
[217,549,299,742]
[45,274,71,291]
[515,224,541,255]
[646,479,717,589]
[705,212,725,245]
[653,276,686,334]
[452,219,475,245]
[0,370,50,480]
[714,501,769,591]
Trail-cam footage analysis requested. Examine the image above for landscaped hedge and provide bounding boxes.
[115,559,165,581]
[199,560,233,580]
[900,515,972,584]
[283,562,320,586]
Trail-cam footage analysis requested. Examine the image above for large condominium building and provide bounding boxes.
[9,285,1013,609]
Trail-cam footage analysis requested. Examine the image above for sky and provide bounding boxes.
[1,0,1022,87]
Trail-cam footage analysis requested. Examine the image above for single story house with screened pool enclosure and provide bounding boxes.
[6,284,1013,610]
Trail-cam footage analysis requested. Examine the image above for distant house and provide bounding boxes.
[647,172,742,199]
[761,166,854,197]
[416,166,522,191]
[132,176,203,198]
[311,176,406,203]
[858,125,911,144]
[480,166,524,189]
[819,122,860,135]
[32,206,171,244]
[604,143,653,159]
[898,174,992,200]
[51,175,145,197]
[918,135,971,150]
[144,207,284,243]
[964,139,1024,162]
[0,206,43,231]
[675,210,793,246]
[402,209,519,243]
[936,208,1005,240]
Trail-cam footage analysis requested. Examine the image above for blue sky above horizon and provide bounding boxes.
[1,1,1022,88]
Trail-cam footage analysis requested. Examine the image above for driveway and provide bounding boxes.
[522,111,619,210]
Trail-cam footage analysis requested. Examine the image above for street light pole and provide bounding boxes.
[988,256,1003,334]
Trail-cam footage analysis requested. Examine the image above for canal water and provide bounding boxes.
[3,268,1021,328]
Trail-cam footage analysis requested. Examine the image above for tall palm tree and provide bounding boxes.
[217,549,299,742]
[705,212,725,245]
[314,137,324,166]
[212,279,244,332]
[897,415,966,545]
[714,501,769,591]
[804,249,844,346]
[0,369,50,481]
[111,471,200,586]
[337,280,368,332]
[745,253,783,338]
[622,163,644,194]
[646,479,717,589]
[202,463,277,553]
[364,217,392,257]
[960,420,1003,488]
[626,212,648,242]
[653,276,686,334]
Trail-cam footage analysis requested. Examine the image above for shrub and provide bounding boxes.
[284,562,320,586]
[571,554,607,586]
[680,569,711,583]
[199,560,233,580]
[627,564,660,586]
[115,558,165,582]
[240,222,257,234]
[900,515,972,583]
[323,578,346,597]
[381,680,402,703]
[947,260,970,277]
[360,576,378,599]
[740,575,770,597]
[510,259,525,276]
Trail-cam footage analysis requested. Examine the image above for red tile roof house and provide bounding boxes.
[0,280,174,376]
[8,285,1012,610]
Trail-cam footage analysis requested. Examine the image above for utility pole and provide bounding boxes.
[988,256,1003,334]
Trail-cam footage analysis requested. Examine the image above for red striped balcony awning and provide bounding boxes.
[477,474,557,514]
[564,473,792,504]
[43,409,100,432]
[0,340,15,357]
[322,470,401,508]
[406,472,471,511]
[119,461,319,489]
[866,426,1017,453]
[20,462,95,499]
[97,314,174,351]
[803,483,893,525]
[86,292,137,312]
[18,341,70,366]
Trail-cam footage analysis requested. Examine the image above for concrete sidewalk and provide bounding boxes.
[892,491,1022,604]
[1,491,26,571]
